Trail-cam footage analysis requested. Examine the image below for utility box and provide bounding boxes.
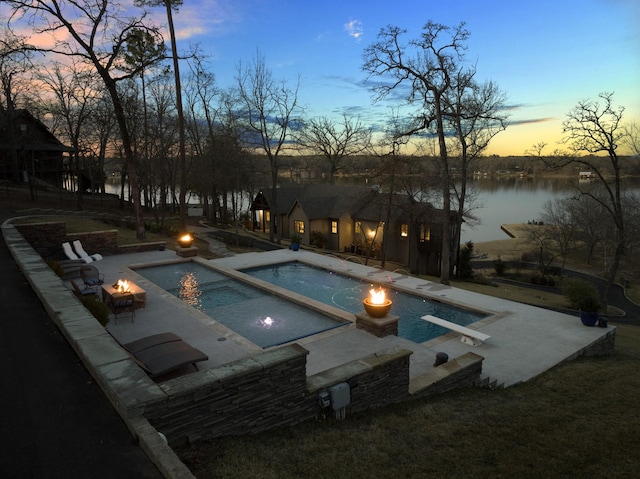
[329,382,350,411]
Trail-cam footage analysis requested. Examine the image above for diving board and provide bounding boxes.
[421,315,491,346]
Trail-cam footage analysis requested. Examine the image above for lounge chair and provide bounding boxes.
[109,331,208,379]
[72,240,103,262]
[62,242,87,262]
[132,340,208,378]
[122,332,182,354]
[80,264,104,288]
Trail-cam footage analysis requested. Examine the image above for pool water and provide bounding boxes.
[136,262,347,348]
[242,262,487,343]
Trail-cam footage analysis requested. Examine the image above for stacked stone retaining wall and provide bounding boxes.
[14,221,165,259]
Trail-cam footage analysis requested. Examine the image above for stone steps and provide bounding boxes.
[473,374,504,390]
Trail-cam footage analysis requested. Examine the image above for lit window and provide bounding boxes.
[420,225,431,242]
[400,224,408,237]
[331,221,337,234]
[294,220,305,234]
[355,221,362,234]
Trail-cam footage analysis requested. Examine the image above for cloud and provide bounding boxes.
[344,19,363,41]
[509,117,555,126]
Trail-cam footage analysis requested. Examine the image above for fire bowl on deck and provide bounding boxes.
[178,234,194,248]
[362,298,393,318]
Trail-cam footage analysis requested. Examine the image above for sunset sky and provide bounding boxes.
[6,0,640,156]
[163,0,639,156]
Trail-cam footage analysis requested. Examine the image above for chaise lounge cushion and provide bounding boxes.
[132,341,208,378]
[108,331,208,379]
[122,332,182,354]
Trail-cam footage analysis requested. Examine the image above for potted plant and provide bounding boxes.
[562,277,601,326]
[576,293,601,326]
[290,234,302,251]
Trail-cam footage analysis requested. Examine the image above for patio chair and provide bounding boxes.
[70,278,97,298]
[108,292,136,324]
[80,264,104,288]
[72,240,103,262]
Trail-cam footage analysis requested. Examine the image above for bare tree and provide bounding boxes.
[235,50,301,243]
[135,0,189,231]
[447,72,509,275]
[362,22,470,284]
[84,93,117,196]
[556,92,628,308]
[623,121,640,158]
[526,225,560,279]
[540,197,579,275]
[6,0,166,239]
[295,114,371,184]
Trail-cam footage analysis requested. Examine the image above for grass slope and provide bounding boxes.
[178,324,639,478]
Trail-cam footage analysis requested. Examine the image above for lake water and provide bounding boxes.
[461,177,577,243]
[104,175,634,245]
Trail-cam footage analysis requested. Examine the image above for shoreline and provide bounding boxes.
[471,223,536,261]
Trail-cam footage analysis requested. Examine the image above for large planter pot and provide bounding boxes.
[580,311,599,327]
[290,243,300,251]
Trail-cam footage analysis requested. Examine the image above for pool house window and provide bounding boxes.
[400,224,408,237]
[331,221,338,234]
[294,220,305,234]
[420,225,431,242]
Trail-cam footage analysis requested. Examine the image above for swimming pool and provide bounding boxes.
[242,262,488,343]
[135,262,348,348]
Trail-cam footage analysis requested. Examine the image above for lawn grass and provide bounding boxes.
[177,323,640,478]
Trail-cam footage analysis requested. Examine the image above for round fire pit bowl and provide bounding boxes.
[362,298,393,318]
[178,234,194,248]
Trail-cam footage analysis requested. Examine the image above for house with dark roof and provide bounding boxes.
[0,108,72,185]
[250,184,459,275]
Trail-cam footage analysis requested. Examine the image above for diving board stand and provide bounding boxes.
[421,315,491,346]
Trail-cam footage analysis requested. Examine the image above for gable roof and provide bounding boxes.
[293,184,372,219]
[0,109,73,152]
[255,184,374,218]
[253,183,452,225]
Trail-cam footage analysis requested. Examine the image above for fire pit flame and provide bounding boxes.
[114,279,131,293]
[369,288,386,304]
